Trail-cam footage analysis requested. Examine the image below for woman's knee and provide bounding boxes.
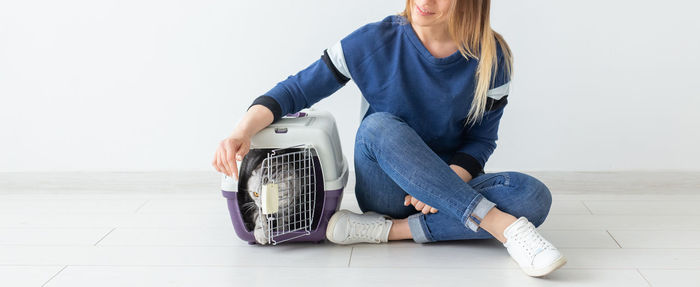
[356,112,403,142]
[507,172,552,227]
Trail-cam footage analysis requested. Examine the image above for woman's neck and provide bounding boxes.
[410,22,458,58]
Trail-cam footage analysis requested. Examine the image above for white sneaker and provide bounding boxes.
[503,217,567,277]
[325,209,393,245]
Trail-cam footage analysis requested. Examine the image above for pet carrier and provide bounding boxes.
[221,108,349,245]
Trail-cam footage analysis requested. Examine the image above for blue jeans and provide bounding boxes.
[353,112,552,243]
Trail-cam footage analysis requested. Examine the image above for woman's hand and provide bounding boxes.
[404,195,438,214]
[400,165,472,215]
[212,132,251,180]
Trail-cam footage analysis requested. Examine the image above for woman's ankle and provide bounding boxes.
[478,208,517,243]
[388,218,412,240]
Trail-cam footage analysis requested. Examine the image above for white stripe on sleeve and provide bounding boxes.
[487,81,510,100]
[327,41,351,79]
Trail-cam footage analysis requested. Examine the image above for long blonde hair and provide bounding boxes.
[400,0,513,127]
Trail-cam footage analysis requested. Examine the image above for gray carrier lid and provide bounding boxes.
[249,108,349,191]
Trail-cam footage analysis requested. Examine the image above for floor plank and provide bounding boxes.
[584,200,700,215]
[0,228,112,245]
[45,266,650,287]
[0,266,64,287]
[540,214,700,231]
[609,230,700,248]
[1,171,699,287]
[638,269,700,287]
[0,245,352,267]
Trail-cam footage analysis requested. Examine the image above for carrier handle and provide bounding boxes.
[284,112,307,118]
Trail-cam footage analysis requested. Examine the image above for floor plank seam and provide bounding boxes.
[580,201,594,215]
[41,265,67,287]
[93,227,117,246]
[606,230,623,249]
[347,247,354,267]
[133,200,150,213]
[635,268,653,287]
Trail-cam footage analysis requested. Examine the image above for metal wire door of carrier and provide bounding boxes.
[258,144,317,245]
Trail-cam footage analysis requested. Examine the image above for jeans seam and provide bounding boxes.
[462,194,486,231]
[356,138,467,215]
[408,213,435,243]
[357,123,484,232]
[419,214,434,242]
[472,173,515,194]
[471,173,512,189]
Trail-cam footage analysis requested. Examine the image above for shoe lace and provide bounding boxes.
[511,222,553,260]
[346,218,385,243]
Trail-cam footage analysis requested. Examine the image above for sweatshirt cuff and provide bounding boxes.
[449,152,483,178]
[248,95,283,123]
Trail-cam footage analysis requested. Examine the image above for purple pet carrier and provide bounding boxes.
[221,108,349,245]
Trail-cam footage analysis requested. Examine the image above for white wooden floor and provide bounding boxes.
[1,171,699,287]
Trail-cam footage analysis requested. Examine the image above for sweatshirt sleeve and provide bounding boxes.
[448,95,508,177]
[449,44,511,178]
[247,41,352,123]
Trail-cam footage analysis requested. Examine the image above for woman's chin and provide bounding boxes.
[411,18,437,28]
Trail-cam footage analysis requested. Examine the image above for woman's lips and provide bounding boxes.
[416,4,434,16]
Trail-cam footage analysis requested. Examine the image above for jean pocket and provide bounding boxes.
[467,173,510,189]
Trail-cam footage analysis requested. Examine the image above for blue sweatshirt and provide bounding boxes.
[248,15,511,177]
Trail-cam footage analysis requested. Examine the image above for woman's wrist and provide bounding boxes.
[232,105,274,139]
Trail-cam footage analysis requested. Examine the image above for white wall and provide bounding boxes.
[1,0,698,172]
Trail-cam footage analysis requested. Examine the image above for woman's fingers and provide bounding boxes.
[404,195,437,214]
[224,141,237,179]
[216,151,227,176]
[213,133,252,180]
[410,197,420,210]
[233,141,249,181]
[213,150,223,174]
[411,197,425,211]
[401,194,438,214]
[219,147,231,177]
[232,157,239,181]
[231,147,241,181]
[414,201,425,211]
[212,152,220,173]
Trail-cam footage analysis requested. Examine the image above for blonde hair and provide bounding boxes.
[400,0,513,127]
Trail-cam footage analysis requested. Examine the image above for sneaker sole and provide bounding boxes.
[325,209,352,244]
[521,255,568,277]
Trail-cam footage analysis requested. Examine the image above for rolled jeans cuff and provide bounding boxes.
[407,213,434,243]
[464,195,497,232]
